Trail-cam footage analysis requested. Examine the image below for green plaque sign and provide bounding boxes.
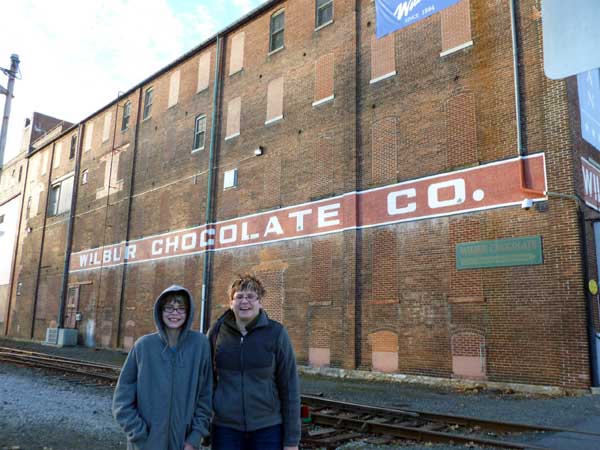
[456,236,543,270]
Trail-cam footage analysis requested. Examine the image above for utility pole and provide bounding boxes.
[0,54,20,172]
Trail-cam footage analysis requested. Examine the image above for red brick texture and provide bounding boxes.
[4,0,597,389]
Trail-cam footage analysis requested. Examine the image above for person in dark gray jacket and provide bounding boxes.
[113,285,212,450]
[208,273,300,450]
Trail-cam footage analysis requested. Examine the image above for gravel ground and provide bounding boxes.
[1,337,600,449]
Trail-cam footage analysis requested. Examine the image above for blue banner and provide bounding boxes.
[375,0,462,38]
[578,69,600,152]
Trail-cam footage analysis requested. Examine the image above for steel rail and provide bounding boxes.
[301,394,600,437]
[310,411,549,449]
[0,346,121,369]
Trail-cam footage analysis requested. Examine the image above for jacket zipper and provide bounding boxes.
[240,335,247,430]
[167,350,176,449]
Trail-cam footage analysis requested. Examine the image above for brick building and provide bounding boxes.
[2,0,599,389]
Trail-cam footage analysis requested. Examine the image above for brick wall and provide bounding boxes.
[4,0,596,388]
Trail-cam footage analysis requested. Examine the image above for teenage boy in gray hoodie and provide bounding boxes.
[113,285,212,450]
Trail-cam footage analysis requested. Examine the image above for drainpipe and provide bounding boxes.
[509,0,598,387]
[57,123,84,329]
[3,158,29,336]
[200,35,223,333]
[116,90,142,347]
[30,142,57,338]
[509,0,545,197]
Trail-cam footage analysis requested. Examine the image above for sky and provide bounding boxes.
[0,0,265,165]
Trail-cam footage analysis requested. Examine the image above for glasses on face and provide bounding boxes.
[233,292,259,303]
[163,305,187,314]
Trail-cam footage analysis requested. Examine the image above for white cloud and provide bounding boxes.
[1,0,262,165]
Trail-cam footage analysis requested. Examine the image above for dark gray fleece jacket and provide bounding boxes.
[208,309,301,447]
[113,285,212,450]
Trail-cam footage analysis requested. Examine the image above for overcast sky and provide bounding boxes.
[0,0,264,165]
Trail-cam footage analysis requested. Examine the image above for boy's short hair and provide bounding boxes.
[159,292,189,311]
[228,273,266,300]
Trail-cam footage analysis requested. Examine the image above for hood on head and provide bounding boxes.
[153,284,195,345]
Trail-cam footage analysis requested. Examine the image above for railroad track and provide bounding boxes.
[300,395,600,449]
[2,346,600,449]
[0,346,120,382]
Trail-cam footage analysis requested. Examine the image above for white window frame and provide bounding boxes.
[48,175,74,217]
[121,101,131,131]
[315,0,334,30]
[192,115,207,152]
[143,87,154,120]
[223,169,238,189]
[269,10,285,53]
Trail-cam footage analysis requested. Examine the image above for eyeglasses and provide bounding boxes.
[233,293,259,303]
[163,305,187,314]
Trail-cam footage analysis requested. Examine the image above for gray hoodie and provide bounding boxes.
[113,285,212,450]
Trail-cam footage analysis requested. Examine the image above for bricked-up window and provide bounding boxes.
[440,0,472,56]
[446,92,477,168]
[69,134,77,159]
[193,115,207,151]
[143,87,154,120]
[269,10,285,53]
[370,34,396,84]
[197,52,211,92]
[168,70,180,108]
[84,122,94,152]
[225,97,241,140]
[315,0,333,29]
[313,53,334,106]
[53,142,62,169]
[266,77,284,124]
[372,116,398,184]
[47,176,74,216]
[102,112,112,142]
[121,101,131,131]
[229,32,245,75]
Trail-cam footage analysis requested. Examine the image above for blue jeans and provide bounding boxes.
[211,423,283,450]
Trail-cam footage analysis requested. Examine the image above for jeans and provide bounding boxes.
[211,423,283,450]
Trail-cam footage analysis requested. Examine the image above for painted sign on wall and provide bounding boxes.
[70,154,547,273]
[578,69,600,152]
[456,236,543,270]
[375,0,461,38]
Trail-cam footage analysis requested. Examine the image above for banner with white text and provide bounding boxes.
[375,0,461,38]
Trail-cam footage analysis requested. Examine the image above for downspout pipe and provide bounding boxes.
[3,157,29,335]
[200,35,222,333]
[30,142,57,338]
[509,0,545,198]
[57,123,84,329]
[116,89,142,347]
[509,0,598,387]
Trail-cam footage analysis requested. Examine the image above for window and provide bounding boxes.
[18,166,22,182]
[121,101,131,131]
[193,115,207,151]
[26,196,31,219]
[224,169,238,189]
[0,214,4,224]
[316,0,333,28]
[47,176,74,216]
[143,88,154,120]
[81,169,88,185]
[269,10,285,53]
[69,134,77,159]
